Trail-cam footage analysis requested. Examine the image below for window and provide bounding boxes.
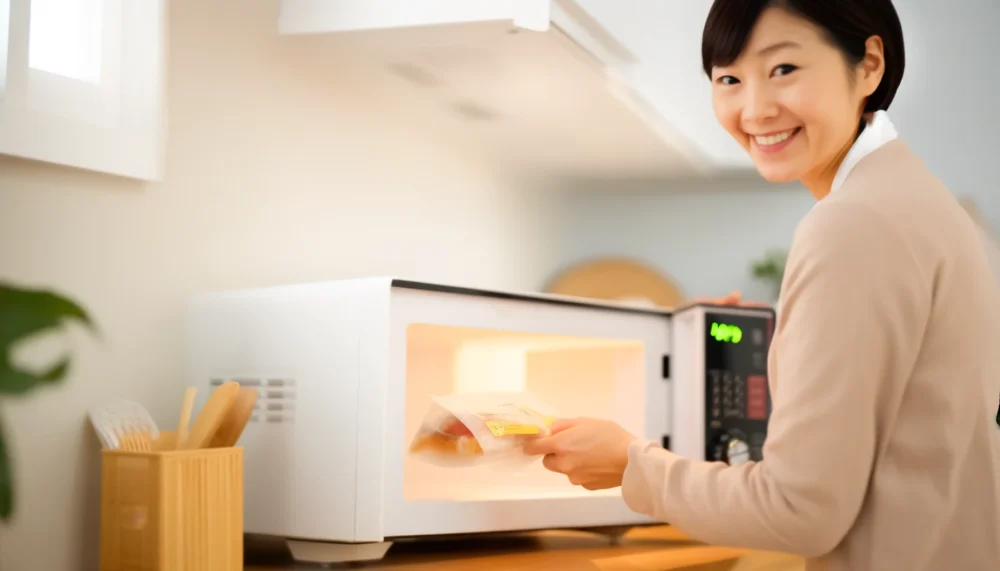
[28,0,103,83]
[0,0,165,181]
[25,0,117,128]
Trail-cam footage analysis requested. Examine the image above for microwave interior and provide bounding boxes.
[401,321,654,503]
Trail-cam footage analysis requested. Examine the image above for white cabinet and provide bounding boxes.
[0,0,166,181]
[572,0,753,170]
[278,0,755,180]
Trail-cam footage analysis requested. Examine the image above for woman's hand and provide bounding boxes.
[522,418,639,490]
[693,290,769,307]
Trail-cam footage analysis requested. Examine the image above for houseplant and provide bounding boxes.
[0,282,96,522]
[750,249,788,303]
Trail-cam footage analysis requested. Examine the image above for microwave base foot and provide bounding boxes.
[586,525,634,545]
[286,539,393,565]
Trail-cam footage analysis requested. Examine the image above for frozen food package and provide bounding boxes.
[408,391,558,468]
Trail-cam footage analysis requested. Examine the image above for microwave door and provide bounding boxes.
[379,282,671,538]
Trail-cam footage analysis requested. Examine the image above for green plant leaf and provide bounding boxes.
[749,250,788,303]
[0,284,96,347]
[0,284,96,396]
[0,412,12,521]
[0,358,71,396]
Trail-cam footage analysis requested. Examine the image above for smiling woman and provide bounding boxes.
[701,1,904,197]
[526,1,1000,570]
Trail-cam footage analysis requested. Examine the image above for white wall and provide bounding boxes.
[0,1,559,568]
[558,0,1000,302]
[556,180,815,302]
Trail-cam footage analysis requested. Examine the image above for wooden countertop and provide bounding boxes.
[245,526,805,571]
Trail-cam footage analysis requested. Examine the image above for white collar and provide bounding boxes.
[830,110,898,193]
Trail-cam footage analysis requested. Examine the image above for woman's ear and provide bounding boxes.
[860,35,886,97]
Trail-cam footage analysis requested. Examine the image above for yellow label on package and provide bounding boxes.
[484,420,544,436]
[478,403,557,437]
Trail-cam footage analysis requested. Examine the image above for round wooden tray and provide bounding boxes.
[545,258,685,309]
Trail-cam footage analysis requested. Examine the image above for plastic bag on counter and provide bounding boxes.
[407,391,558,468]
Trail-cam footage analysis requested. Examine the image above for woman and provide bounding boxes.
[523,1,1000,569]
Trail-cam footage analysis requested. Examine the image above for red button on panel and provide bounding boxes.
[747,375,768,420]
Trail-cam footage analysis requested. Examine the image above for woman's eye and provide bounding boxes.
[716,75,740,86]
[772,64,798,77]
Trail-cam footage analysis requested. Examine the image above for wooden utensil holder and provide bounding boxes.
[99,431,244,571]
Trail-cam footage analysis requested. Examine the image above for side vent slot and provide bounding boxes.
[207,377,296,424]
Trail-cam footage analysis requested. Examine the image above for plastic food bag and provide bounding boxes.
[408,391,558,468]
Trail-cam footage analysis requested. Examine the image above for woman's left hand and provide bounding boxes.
[522,418,639,490]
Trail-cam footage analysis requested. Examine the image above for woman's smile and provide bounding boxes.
[751,127,802,154]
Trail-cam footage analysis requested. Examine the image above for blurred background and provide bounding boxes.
[0,0,997,568]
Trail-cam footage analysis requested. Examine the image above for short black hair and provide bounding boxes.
[701,0,905,112]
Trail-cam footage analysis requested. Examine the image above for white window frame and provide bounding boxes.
[0,0,166,181]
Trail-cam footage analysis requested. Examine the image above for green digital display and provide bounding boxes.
[710,321,742,344]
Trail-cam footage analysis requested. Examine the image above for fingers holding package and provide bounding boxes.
[523,417,638,491]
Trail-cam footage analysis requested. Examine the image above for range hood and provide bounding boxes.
[278,0,753,181]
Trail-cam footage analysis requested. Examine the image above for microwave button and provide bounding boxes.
[746,375,768,420]
[708,370,722,391]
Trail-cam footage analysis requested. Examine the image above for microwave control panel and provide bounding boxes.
[704,311,774,465]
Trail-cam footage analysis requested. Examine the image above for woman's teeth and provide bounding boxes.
[754,130,795,146]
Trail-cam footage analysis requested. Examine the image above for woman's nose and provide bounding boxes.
[742,84,780,125]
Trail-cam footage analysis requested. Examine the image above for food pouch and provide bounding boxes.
[408,391,558,468]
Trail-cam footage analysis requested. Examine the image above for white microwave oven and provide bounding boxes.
[184,277,775,564]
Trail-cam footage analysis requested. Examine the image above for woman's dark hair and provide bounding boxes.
[701,0,905,112]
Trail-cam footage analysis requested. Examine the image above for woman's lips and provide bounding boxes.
[752,127,801,154]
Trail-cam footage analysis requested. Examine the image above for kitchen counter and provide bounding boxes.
[245,526,805,570]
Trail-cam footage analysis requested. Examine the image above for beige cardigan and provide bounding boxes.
[622,139,1000,570]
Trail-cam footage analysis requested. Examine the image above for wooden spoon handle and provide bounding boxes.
[209,386,259,447]
[176,387,197,450]
[185,381,240,449]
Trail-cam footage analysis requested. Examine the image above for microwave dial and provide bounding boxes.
[712,431,750,466]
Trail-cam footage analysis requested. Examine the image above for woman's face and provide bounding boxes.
[710,7,882,187]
